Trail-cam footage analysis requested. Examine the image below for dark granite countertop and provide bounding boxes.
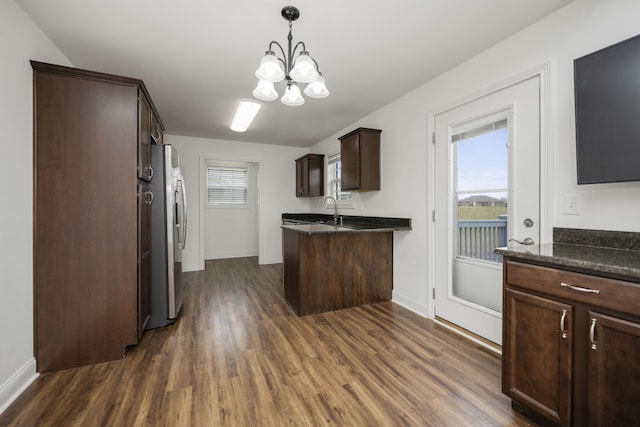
[495,228,640,281]
[281,213,411,234]
[495,243,640,280]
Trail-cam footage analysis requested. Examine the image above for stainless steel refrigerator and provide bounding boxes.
[147,144,187,329]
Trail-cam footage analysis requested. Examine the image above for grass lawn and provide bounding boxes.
[458,206,507,220]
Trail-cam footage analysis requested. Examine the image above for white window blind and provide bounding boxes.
[207,167,248,205]
[327,153,352,201]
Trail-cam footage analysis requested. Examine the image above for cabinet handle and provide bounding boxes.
[560,309,568,339]
[560,282,600,294]
[589,318,597,350]
[148,165,154,179]
[146,189,154,205]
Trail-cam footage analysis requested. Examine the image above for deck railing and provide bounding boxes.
[457,219,507,263]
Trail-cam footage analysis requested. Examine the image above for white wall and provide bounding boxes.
[309,0,640,317]
[204,161,259,260]
[165,134,309,270]
[0,1,71,414]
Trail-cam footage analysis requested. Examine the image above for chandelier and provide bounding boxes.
[252,6,329,106]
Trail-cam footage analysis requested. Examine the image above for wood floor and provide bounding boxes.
[0,257,537,426]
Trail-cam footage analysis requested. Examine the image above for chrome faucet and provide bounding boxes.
[322,196,341,225]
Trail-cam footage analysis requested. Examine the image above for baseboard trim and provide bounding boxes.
[434,316,502,355]
[205,252,258,260]
[181,264,202,272]
[391,292,429,318]
[0,358,38,415]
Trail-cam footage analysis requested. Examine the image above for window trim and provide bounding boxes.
[326,152,356,209]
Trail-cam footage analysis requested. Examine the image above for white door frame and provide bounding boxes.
[426,64,553,347]
[198,155,263,270]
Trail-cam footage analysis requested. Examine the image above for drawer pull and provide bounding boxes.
[560,309,568,339]
[590,318,598,350]
[560,282,600,294]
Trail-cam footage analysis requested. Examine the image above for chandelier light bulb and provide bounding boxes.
[252,79,278,101]
[304,74,329,99]
[281,83,305,106]
[255,52,285,82]
[289,52,319,83]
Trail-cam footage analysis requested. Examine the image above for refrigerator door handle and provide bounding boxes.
[178,176,187,249]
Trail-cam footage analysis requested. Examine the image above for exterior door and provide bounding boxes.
[434,76,540,344]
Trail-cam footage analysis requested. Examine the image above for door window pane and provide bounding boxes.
[455,126,508,264]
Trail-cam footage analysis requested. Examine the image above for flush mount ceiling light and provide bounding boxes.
[253,6,329,107]
[230,100,261,132]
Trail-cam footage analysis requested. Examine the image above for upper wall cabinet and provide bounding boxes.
[151,111,163,145]
[339,128,381,192]
[138,94,153,181]
[138,93,164,181]
[296,154,325,197]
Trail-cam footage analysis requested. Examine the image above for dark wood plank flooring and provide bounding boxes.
[0,257,537,426]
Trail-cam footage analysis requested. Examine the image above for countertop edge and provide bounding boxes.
[496,244,640,281]
[281,224,410,235]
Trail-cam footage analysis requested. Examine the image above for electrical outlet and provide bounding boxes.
[564,195,581,215]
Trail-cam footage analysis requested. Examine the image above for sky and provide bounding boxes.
[456,127,508,200]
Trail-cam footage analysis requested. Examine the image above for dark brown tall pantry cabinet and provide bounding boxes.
[31,61,164,372]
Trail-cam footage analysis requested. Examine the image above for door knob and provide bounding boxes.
[509,237,535,245]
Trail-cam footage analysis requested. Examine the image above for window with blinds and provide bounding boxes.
[327,153,352,201]
[207,166,248,205]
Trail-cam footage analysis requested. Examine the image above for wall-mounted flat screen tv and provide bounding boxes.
[574,33,640,184]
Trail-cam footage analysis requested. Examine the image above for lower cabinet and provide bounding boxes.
[587,312,640,426]
[502,258,640,426]
[503,288,573,425]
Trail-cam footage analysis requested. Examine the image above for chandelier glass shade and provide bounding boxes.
[253,6,329,106]
[281,82,305,106]
[252,79,278,101]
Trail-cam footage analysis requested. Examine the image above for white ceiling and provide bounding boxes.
[17,0,573,147]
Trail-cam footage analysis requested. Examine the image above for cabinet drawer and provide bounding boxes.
[506,260,640,317]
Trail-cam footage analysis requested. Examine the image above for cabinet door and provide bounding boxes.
[150,112,163,144]
[295,156,311,197]
[503,288,573,426]
[295,155,325,197]
[138,95,152,181]
[307,155,324,197]
[295,158,303,196]
[300,157,309,196]
[137,185,152,336]
[340,133,360,190]
[588,312,640,426]
[282,228,300,314]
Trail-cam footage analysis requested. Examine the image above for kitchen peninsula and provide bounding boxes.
[281,213,411,316]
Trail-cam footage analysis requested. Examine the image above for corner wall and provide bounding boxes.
[309,0,640,318]
[0,0,71,414]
